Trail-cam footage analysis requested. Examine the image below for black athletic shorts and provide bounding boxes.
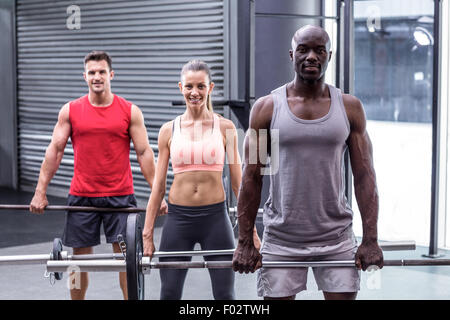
[62,194,137,248]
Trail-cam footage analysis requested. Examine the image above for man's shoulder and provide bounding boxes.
[341,93,366,129]
[249,94,275,130]
[341,93,362,108]
[252,82,288,111]
[252,94,274,112]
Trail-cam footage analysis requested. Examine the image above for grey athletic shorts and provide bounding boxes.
[62,194,137,248]
[257,235,360,298]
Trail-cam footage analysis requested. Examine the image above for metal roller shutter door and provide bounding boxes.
[16,0,227,202]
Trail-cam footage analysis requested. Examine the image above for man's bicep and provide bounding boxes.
[129,105,151,154]
[248,96,273,132]
[347,126,376,183]
[51,104,71,151]
[344,95,374,173]
[245,96,273,166]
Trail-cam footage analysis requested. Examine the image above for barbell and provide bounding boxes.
[45,214,450,300]
[0,204,448,300]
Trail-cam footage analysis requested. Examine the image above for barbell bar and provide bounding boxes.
[72,249,237,259]
[60,240,417,258]
[0,249,238,266]
[0,204,262,214]
[47,257,450,274]
[0,204,146,213]
[0,240,416,267]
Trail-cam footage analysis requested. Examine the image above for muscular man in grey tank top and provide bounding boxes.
[233,25,384,300]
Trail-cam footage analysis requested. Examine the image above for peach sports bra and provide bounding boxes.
[170,113,225,174]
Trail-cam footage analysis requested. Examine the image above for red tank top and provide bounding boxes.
[69,94,134,197]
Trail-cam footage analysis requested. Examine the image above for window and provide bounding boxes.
[352,0,434,246]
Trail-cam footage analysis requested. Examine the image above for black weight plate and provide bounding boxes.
[126,214,145,300]
[52,238,64,280]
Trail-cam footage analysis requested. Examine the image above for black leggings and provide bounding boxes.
[159,201,235,300]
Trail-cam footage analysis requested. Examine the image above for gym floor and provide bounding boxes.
[0,187,449,300]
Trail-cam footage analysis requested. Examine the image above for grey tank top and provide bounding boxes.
[263,83,354,247]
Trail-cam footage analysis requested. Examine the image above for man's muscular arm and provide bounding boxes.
[30,103,71,214]
[232,95,273,274]
[129,104,156,188]
[344,94,383,271]
[129,104,168,215]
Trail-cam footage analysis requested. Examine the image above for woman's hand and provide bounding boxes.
[159,198,168,216]
[143,229,156,258]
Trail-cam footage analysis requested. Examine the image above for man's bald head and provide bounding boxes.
[291,25,331,51]
[289,25,332,84]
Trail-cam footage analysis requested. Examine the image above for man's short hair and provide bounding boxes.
[84,51,112,71]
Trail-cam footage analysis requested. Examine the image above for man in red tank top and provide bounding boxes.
[29,51,167,300]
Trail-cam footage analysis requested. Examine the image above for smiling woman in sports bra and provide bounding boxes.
[143,60,260,300]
